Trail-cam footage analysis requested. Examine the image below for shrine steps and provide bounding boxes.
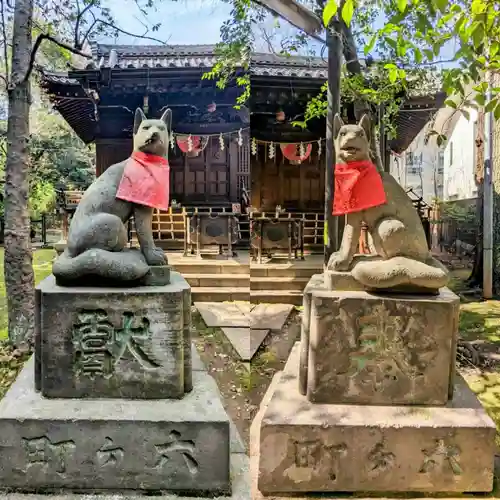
[249,257,323,306]
[167,254,250,303]
[250,276,310,291]
[250,290,304,305]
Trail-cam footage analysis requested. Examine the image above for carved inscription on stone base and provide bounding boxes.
[303,287,459,405]
[37,273,192,399]
[258,343,495,494]
[0,357,231,493]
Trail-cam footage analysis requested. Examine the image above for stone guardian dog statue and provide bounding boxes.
[326,114,449,292]
[53,108,172,285]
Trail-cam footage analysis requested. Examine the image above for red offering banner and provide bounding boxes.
[116,151,170,211]
[280,143,312,162]
[333,160,387,215]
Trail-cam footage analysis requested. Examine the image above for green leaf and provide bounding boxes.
[474,93,486,106]
[364,34,377,55]
[471,0,486,15]
[341,0,354,27]
[397,0,407,13]
[471,22,485,49]
[322,0,338,27]
[445,99,458,109]
[388,67,398,83]
[423,49,434,60]
[491,42,500,58]
[461,109,470,121]
[434,0,447,13]
[414,48,422,64]
[485,99,497,113]
[494,103,500,121]
[436,134,447,147]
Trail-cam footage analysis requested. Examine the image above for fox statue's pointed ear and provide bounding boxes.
[160,108,172,133]
[133,108,146,134]
[333,114,344,139]
[359,114,371,140]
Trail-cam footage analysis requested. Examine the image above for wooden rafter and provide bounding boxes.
[253,0,325,42]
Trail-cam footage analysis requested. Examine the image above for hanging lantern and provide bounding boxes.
[251,138,257,156]
[169,133,176,151]
[219,133,225,151]
[237,128,243,147]
[317,139,322,159]
[280,143,312,164]
[176,135,203,157]
[276,110,286,122]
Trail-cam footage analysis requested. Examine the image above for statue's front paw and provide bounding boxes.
[144,247,167,266]
[327,252,352,272]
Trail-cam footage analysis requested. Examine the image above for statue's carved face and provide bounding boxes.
[334,114,371,163]
[133,108,172,158]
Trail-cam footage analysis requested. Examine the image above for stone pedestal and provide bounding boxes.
[258,343,496,494]
[0,272,247,497]
[0,357,231,493]
[258,275,495,495]
[35,273,191,399]
[300,277,459,405]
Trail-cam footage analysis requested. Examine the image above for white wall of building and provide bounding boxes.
[390,105,478,203]
[442,109,478,201]
[389,120,444,203]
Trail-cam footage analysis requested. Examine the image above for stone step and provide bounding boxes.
[250,290,303,306]
[191,287,250,302]
[171,261,250,275]
[184,273,249,288]
[250,277,309,291]
[250,264,321,278]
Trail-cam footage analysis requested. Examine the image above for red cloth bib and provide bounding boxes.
[333,160,387,215]
[116,151,170,211]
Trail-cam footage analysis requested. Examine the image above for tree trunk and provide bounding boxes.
[468,181,483,287]
[4,0,35,347]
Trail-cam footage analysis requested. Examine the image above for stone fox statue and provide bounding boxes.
[327,114,448,291]
[53,108,171,283]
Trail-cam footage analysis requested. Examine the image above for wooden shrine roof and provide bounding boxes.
[88,43,328,79]
[39,42,445,152]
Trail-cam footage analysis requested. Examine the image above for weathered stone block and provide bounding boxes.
[0,357,231,494]
[301,280,459,405]
[259,343,495,494]
[36,272,191,399]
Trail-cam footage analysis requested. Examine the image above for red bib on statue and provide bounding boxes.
[333,160,386,215]
[116,151,170,211]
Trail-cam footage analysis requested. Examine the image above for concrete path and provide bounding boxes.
[195,302,293,362]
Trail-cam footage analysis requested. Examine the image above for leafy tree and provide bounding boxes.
[206,0,500,292]
[1,0,169,347]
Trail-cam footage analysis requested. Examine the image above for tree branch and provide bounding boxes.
[22,34,92,85]
[0,0,10,87]
[87,12,168,45]
[74,1,95,49]
[80,19,99,48]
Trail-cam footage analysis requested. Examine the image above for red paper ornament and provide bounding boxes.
[116,151,170,211]
[280,143,312,163]
[333,160,386,215]
[176,135,202,154]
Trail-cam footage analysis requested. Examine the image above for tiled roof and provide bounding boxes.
[87,42,328,78]
[38,43,444,152]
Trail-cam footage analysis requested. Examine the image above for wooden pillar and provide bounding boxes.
[95,139,132,176]
[324,21,343,265]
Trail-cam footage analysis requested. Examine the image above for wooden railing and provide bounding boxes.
[57,190,325,250]
[250,211,326,250]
